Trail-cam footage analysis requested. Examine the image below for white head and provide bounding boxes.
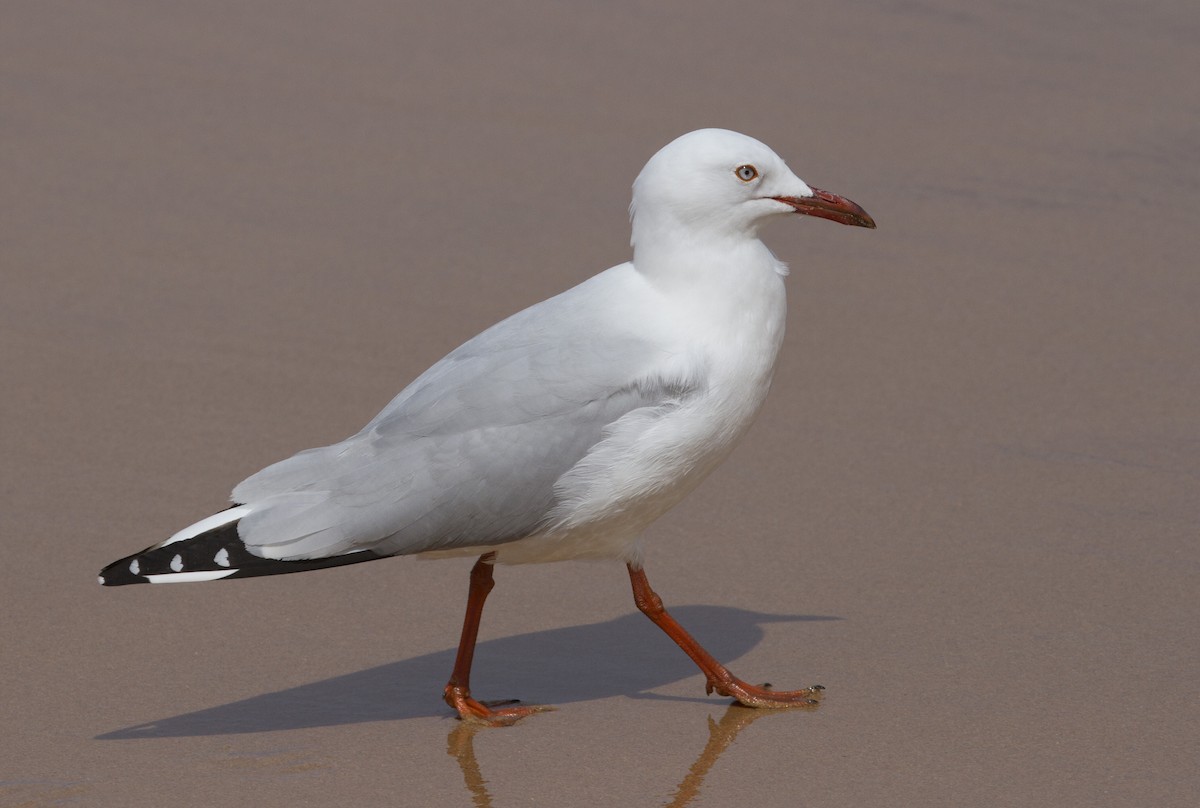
[630,129,874,255]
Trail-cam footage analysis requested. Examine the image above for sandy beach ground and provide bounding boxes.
[3,2,1197,805]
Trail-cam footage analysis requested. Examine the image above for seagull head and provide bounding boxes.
[630,128,875,251]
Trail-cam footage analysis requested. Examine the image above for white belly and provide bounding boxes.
[494,336,780,565]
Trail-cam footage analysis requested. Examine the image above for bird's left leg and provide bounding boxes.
[627,563,823,708]
[442,553,554,726]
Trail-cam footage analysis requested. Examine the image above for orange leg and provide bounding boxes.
[442,553,553,726]
[628,563,823,708]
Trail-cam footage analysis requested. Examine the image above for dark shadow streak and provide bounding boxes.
[96,606,839,739]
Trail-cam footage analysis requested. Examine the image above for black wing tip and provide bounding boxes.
[98,518,392,586]
[98,563,147,586]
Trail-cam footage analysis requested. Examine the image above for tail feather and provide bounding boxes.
[98,506,388,586]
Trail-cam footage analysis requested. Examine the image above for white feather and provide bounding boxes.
[158,505,253,548]
[145,570,238,584]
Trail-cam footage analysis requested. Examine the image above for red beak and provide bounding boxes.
[771,187,876,228]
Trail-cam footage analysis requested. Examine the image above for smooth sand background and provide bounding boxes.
[3,2,1197,806]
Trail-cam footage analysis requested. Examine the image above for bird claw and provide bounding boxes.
[459,702,556,727]
[478,698,522,708]
[707,677,825,709]
[444,685,555,726]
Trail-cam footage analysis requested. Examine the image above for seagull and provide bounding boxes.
[100,128,875,725]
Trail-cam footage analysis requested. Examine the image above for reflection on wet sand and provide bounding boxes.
[447,703,809,807]
[663,705,801,807]
[447,723,493,808]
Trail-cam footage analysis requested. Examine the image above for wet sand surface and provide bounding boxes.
[3,2,1197,805]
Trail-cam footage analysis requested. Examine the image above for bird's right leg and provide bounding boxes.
[442,553,554,726]
[628,563,823,708]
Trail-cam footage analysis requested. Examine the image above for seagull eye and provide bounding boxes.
[735,164,759,182]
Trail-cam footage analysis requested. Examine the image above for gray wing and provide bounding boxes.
[231,272,697,560]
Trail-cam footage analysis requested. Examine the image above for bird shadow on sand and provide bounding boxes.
[96,606,839,739]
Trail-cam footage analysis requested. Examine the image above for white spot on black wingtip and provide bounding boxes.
[170,554,184,572]
[98,575,105,585]
[215,548,230,567]
[129,559,140,575]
